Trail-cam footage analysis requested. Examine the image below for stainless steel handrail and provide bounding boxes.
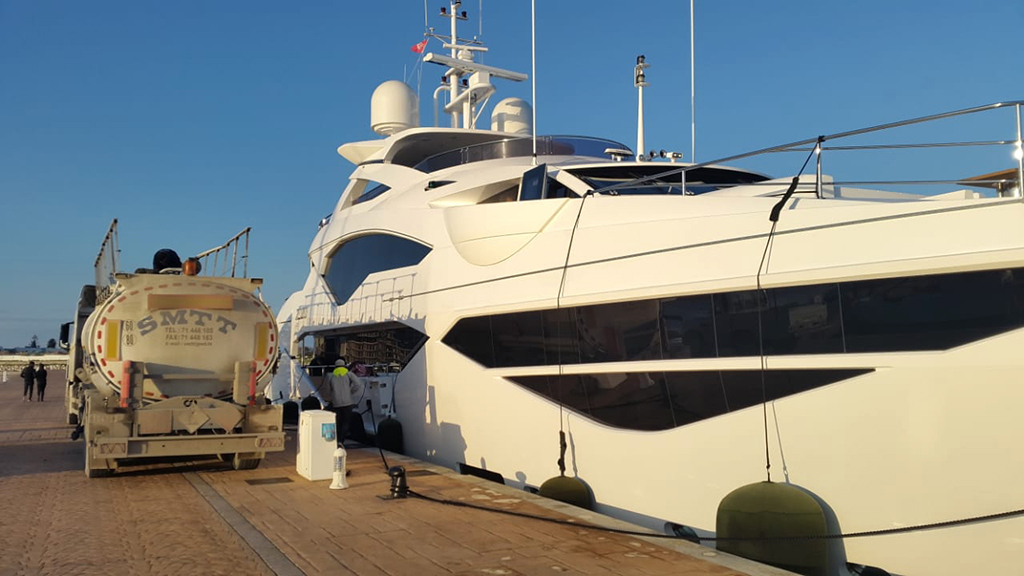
[591,100,1024,199]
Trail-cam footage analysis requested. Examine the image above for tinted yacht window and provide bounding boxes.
[661,295,716,359]
[569,166,769,196]
[323,234,430,304]
[442,267,1024,368]
[762,284,844,354]
[354,182,389,204]
[511,369,870,431]
[842,269,1024,351]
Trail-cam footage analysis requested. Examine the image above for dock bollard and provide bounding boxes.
[388,466,408,498]
[329,447,348,490]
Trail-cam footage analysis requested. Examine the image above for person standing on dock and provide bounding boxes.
[20,361,36,402]
[325,358,364,447]
[35,364,48,402]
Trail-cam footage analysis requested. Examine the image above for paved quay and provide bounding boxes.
[0,372,792,576]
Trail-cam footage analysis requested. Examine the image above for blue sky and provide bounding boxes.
[2,0,1023,346]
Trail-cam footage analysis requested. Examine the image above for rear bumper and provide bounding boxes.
[91,431,285,460]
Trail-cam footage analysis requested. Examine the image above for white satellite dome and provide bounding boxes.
[490,97,533,135]
[370,80,419,136]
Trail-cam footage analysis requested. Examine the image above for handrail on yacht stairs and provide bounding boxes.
[592,100,1024,201]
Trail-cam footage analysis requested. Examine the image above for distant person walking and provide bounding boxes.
[36,364,48,402]
[324,358,364,447]
[20,361,36,402]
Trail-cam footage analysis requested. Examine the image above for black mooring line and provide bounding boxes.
[184,472,306,576]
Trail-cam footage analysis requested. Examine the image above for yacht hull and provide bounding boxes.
[291,183,1024,576]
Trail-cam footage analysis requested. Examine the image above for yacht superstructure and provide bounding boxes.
[273,4,1024,574]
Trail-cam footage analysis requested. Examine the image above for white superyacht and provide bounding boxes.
[273,4,1024,574]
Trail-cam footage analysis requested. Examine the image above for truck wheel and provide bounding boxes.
[67,412,79,426]
[231,454,261,470]
[85,464,113,478]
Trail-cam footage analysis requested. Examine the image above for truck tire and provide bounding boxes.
[231,454,261,470]
[67,412,79,426]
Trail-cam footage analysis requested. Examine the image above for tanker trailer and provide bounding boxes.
[73,221,284,477]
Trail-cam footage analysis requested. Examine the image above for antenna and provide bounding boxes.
[531,0,537,164]
[690,0,696,162]
[634,55,650,162]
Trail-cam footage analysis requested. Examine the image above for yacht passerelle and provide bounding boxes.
[272,3,1024,574]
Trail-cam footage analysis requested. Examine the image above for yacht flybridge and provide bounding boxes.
[273,3,1024,574]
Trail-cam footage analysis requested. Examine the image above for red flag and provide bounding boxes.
[411,39,428,53]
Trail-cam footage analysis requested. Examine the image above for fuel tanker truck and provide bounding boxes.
[69,220,285,477]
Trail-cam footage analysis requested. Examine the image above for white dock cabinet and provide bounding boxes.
[297,409,336,481]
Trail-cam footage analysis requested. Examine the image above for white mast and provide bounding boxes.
[690,0,696,162]
[426,0,527,130]
[531,0,537,163]
[635,55,650,161]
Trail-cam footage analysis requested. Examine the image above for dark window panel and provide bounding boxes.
[441,316,495,367]
[713,291,765,357]
[443,267,1024,369]
[843,269,1024,352]
[717,370,870,413]
[762,284,844,355]
[664,371,730,426]
[509,369,872,431]
[661,295,716,359]
[490,311,547,368]
[546,178,576,199]
[323,235,430,304]
[550,374,591,414]
[581,372,674,431]
[353,181,391,205]
[576,300,663,364]
[543,308,581,365]
[515,374,591,415]
[519,164,547,201]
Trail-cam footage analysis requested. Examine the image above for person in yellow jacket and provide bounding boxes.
[324,358,364,446]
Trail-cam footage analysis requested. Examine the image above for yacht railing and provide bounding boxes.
[292,274,419,337]
[195,227,250,278]
[593,100,1024,199]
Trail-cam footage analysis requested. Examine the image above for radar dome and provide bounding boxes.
[371,81,419,136]
[490,98,533,135]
